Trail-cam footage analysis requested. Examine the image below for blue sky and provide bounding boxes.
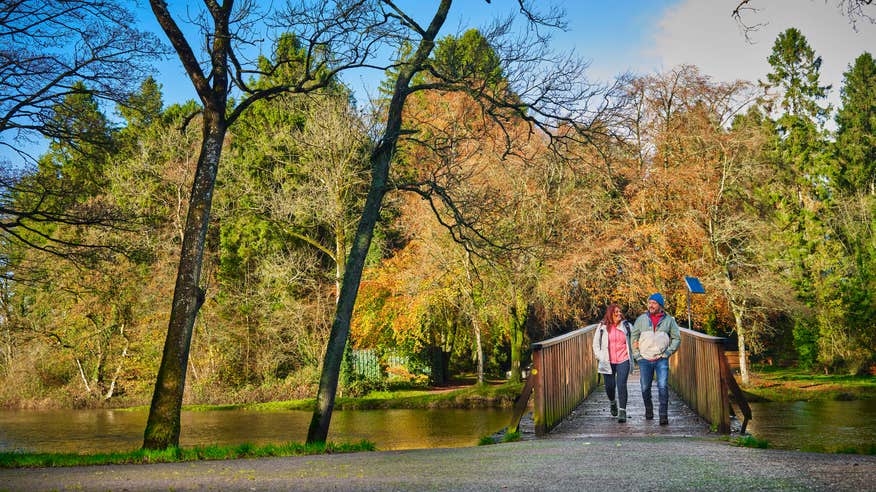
[6,1,875,166]
[142,1,680,108]
[130,1,875,120]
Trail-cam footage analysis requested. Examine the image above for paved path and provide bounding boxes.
[3,437,874,491]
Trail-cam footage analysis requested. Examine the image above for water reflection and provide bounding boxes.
[3,400,872,455]
[0,408,509,454]
[746,400,876,452]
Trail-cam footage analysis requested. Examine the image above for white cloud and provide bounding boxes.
[649,0,876,110]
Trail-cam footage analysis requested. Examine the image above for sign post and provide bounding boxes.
[683,276,705,330]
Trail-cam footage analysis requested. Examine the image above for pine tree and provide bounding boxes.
[835,52,876,195]
[762,28,837,369]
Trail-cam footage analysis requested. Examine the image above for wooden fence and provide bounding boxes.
[508,324,751,436]
[526,324,598,435]
[670,327,750,433]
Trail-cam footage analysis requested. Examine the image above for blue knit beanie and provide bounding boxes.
[648,293,665,307]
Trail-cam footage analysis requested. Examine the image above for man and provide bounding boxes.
[631,293,681,425]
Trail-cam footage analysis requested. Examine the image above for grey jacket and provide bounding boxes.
[631,311,681,360]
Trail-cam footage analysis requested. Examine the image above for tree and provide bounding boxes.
[0,79,187,408]
[304,0,620,443]
[213,81,370,386]
[834,52,876,195]
[0,0,162,270]
[141,0,389,449]
[732,1,876,36]
[823,51,876,373]
[0,0,163,154]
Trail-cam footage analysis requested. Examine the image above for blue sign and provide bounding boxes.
[684,276,705,294]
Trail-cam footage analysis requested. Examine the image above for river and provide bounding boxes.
[0,408,510,454]
[746,400,876,452]
[1,400,874,454]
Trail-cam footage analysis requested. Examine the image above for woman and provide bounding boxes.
[592,304,634,422]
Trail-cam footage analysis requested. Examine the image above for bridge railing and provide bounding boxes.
[508,323,750,436]
[670,327,750,433]
[528,324,598,435]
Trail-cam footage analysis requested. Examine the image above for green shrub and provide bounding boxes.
[732,435,768,449]
[478,435,496,446]
[502,430,521,443]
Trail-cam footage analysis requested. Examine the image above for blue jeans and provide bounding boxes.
[603,360,630,409]
[638,357,669,416]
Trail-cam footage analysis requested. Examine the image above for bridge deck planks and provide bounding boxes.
[545,368,714,438]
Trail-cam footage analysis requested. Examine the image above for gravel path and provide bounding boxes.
[3,437,874,491]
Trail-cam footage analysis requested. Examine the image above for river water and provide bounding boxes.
[0,408,510,454]
[746,400,876,452]
[1,400,873,454]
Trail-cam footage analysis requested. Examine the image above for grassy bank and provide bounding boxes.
[0,440,375,468]
[741,366,876,402]
[121,381,524,413]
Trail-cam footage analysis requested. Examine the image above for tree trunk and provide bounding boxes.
[473,317,485,385]
[509,295,527,383]
[429,346,448,386]
[76,358,91,393]
[509,318,523,383]
[463,251,484,385]
[306,1,451,444]
[731,301,750,385]
[306,147,389,443]
[335,220,346,302]
[143,117,225,450]
[105,337,128,401]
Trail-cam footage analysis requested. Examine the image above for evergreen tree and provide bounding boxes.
[835,52,876,195]
[762,28,837,369]
[765,27,831,123]
[825,51,876,373]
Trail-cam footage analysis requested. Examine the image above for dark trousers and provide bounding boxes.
[603,360,630,409]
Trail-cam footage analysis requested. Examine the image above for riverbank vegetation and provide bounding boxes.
[731,434,876,455]
[123,380,523,412]
[741,366,876,402]
[0,440,375,469]
[1,2,874,422]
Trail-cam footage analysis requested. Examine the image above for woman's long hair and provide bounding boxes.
[600,303,625,327]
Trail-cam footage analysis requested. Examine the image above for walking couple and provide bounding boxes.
[591,293,681,425]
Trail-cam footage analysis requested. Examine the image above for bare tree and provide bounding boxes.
[0,0,164,154]
[141,0,401,449]
[0,0,164,269]
[732,0,875,38]
[299,0,625,443]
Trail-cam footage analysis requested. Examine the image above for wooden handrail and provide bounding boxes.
[530,324,598,435]
[669,327,751,433]
[516,323,751,436]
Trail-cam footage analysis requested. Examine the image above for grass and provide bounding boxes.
[501,430,521,443]
[797,443,876,455]
[0,440,375,468]
[476,430,520,446]
[740,365,876,402]
[122,381,525,413]
[731,435,769,449]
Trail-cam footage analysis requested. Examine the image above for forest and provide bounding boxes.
[1,0,873,437]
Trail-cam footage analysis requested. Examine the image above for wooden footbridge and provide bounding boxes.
[508,324,750,438]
